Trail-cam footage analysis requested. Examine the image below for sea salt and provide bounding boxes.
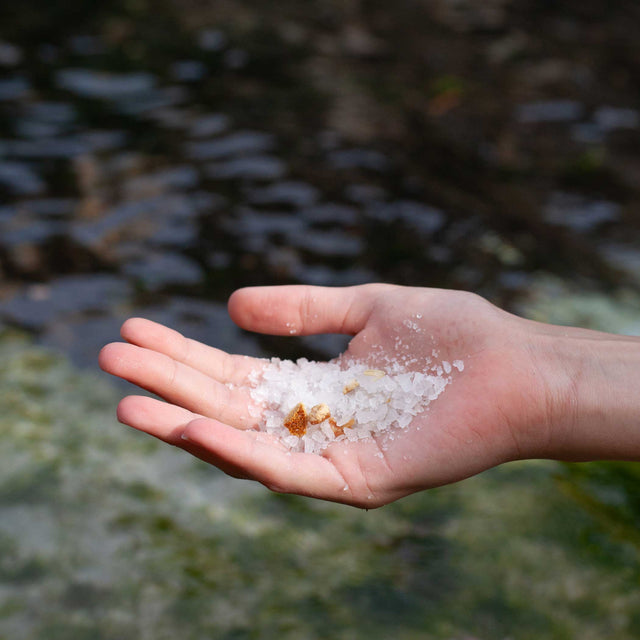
[247,357,459,454]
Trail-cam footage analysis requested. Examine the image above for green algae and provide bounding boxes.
[0,332,639,639]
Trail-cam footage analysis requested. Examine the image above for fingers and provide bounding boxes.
[182,418,353,503]
[117,395,197,444]
[119,317,261,385]
[228,283,395,336]
[99,342,258,429]
[116,396,257,477]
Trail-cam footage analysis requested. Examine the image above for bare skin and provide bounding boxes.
[99,283,640,508]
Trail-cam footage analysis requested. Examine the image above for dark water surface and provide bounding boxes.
[1,1,639,638]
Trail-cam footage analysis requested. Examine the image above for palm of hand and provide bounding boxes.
[100,285,544,507]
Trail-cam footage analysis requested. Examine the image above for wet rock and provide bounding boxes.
[571,123,604,145]
[56,68,156,100]
[291,263,376,286]
[148,220,199,248]
[14,119,63,139]
[205,155,286,181]
[124,165,199,199]
[185,131,276,161]
[40,315,127,368]
[117,86,188,116]
[223,208,305,252]
[81,130,128,152]
[68,35,106,56]
[170,60,208,82]
[543,192,620,233]
[432,0,509,32]
[1,219,64,246]
[0,137,88,159]
[27,102,78,125]
[516,100,584,124]
[288,228,364,257]
[0,76,30,101]
[600,244,640,286]
[122,251,204,290]
[593,106,639,132]
[341,23,387,58]
[207,251,232,270]
[0,275,132,331]
[0,206,17,223]
[0,41,22,67]
[487,31,529,64]
[344,183,387,204]
[498,271,532,290]
[224,49,249,69]
[0,162,46,196]
[327,148,390,172]
[188,113,231,138]
[247,180,320,209]
[198,29,228,52]
[70,194,209,249]
[301,202,359,226]
[148,107,193,130]
[366,200,446,235]
[21,199,76,217]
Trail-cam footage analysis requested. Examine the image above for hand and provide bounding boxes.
[99,284,578,507]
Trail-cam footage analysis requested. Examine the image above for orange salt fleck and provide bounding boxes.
[309,403,331,425]
[284,402,307,437]
[329,417,355,437]
[343,379,360,394]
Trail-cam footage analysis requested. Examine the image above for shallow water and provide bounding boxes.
[1,2,639,637]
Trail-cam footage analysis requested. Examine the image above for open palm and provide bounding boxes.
[100,284,555,507]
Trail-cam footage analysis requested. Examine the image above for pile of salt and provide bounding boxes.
[247,358,462,454]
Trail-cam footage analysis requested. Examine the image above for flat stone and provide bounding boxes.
[327,148,390,172]
[0,76,30,101]
[301,203,359,225]
[366,200,446,235]
[287,228,364,257]
[56,68,156,99]
[188,113,231,138]
[186,131,275,160]
[0,162,46,196]
[247,181,320,209]
[122,252,204,290]
[516,100,584,123]
[544,192,620,232]
[0,137,88,159]
[205,155,286,181]
[0,41,22,66]
[170,60,208,82]
[0,275,132,330]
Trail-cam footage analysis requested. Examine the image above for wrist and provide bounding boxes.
[529,324,640,461]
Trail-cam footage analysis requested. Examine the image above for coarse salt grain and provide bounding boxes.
[247,357,459,454]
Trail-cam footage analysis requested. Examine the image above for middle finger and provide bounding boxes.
[100,342,258,428]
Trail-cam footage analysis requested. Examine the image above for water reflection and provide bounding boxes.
[1,1,636,366]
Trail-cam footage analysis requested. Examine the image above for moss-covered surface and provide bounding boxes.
[1,330,639,639]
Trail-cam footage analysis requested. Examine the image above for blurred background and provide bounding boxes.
[0,1,639,637]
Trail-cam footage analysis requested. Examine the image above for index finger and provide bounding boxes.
[120,317,262,386]
[228,283,395,337]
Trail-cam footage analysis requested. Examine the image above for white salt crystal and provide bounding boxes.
[311,430,326,443]
[453,360,464,372]
[442,360,452,374]
[247,356,457,453]
[320,422,335,439]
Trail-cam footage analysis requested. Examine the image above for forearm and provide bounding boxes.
[533,325,640,462]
